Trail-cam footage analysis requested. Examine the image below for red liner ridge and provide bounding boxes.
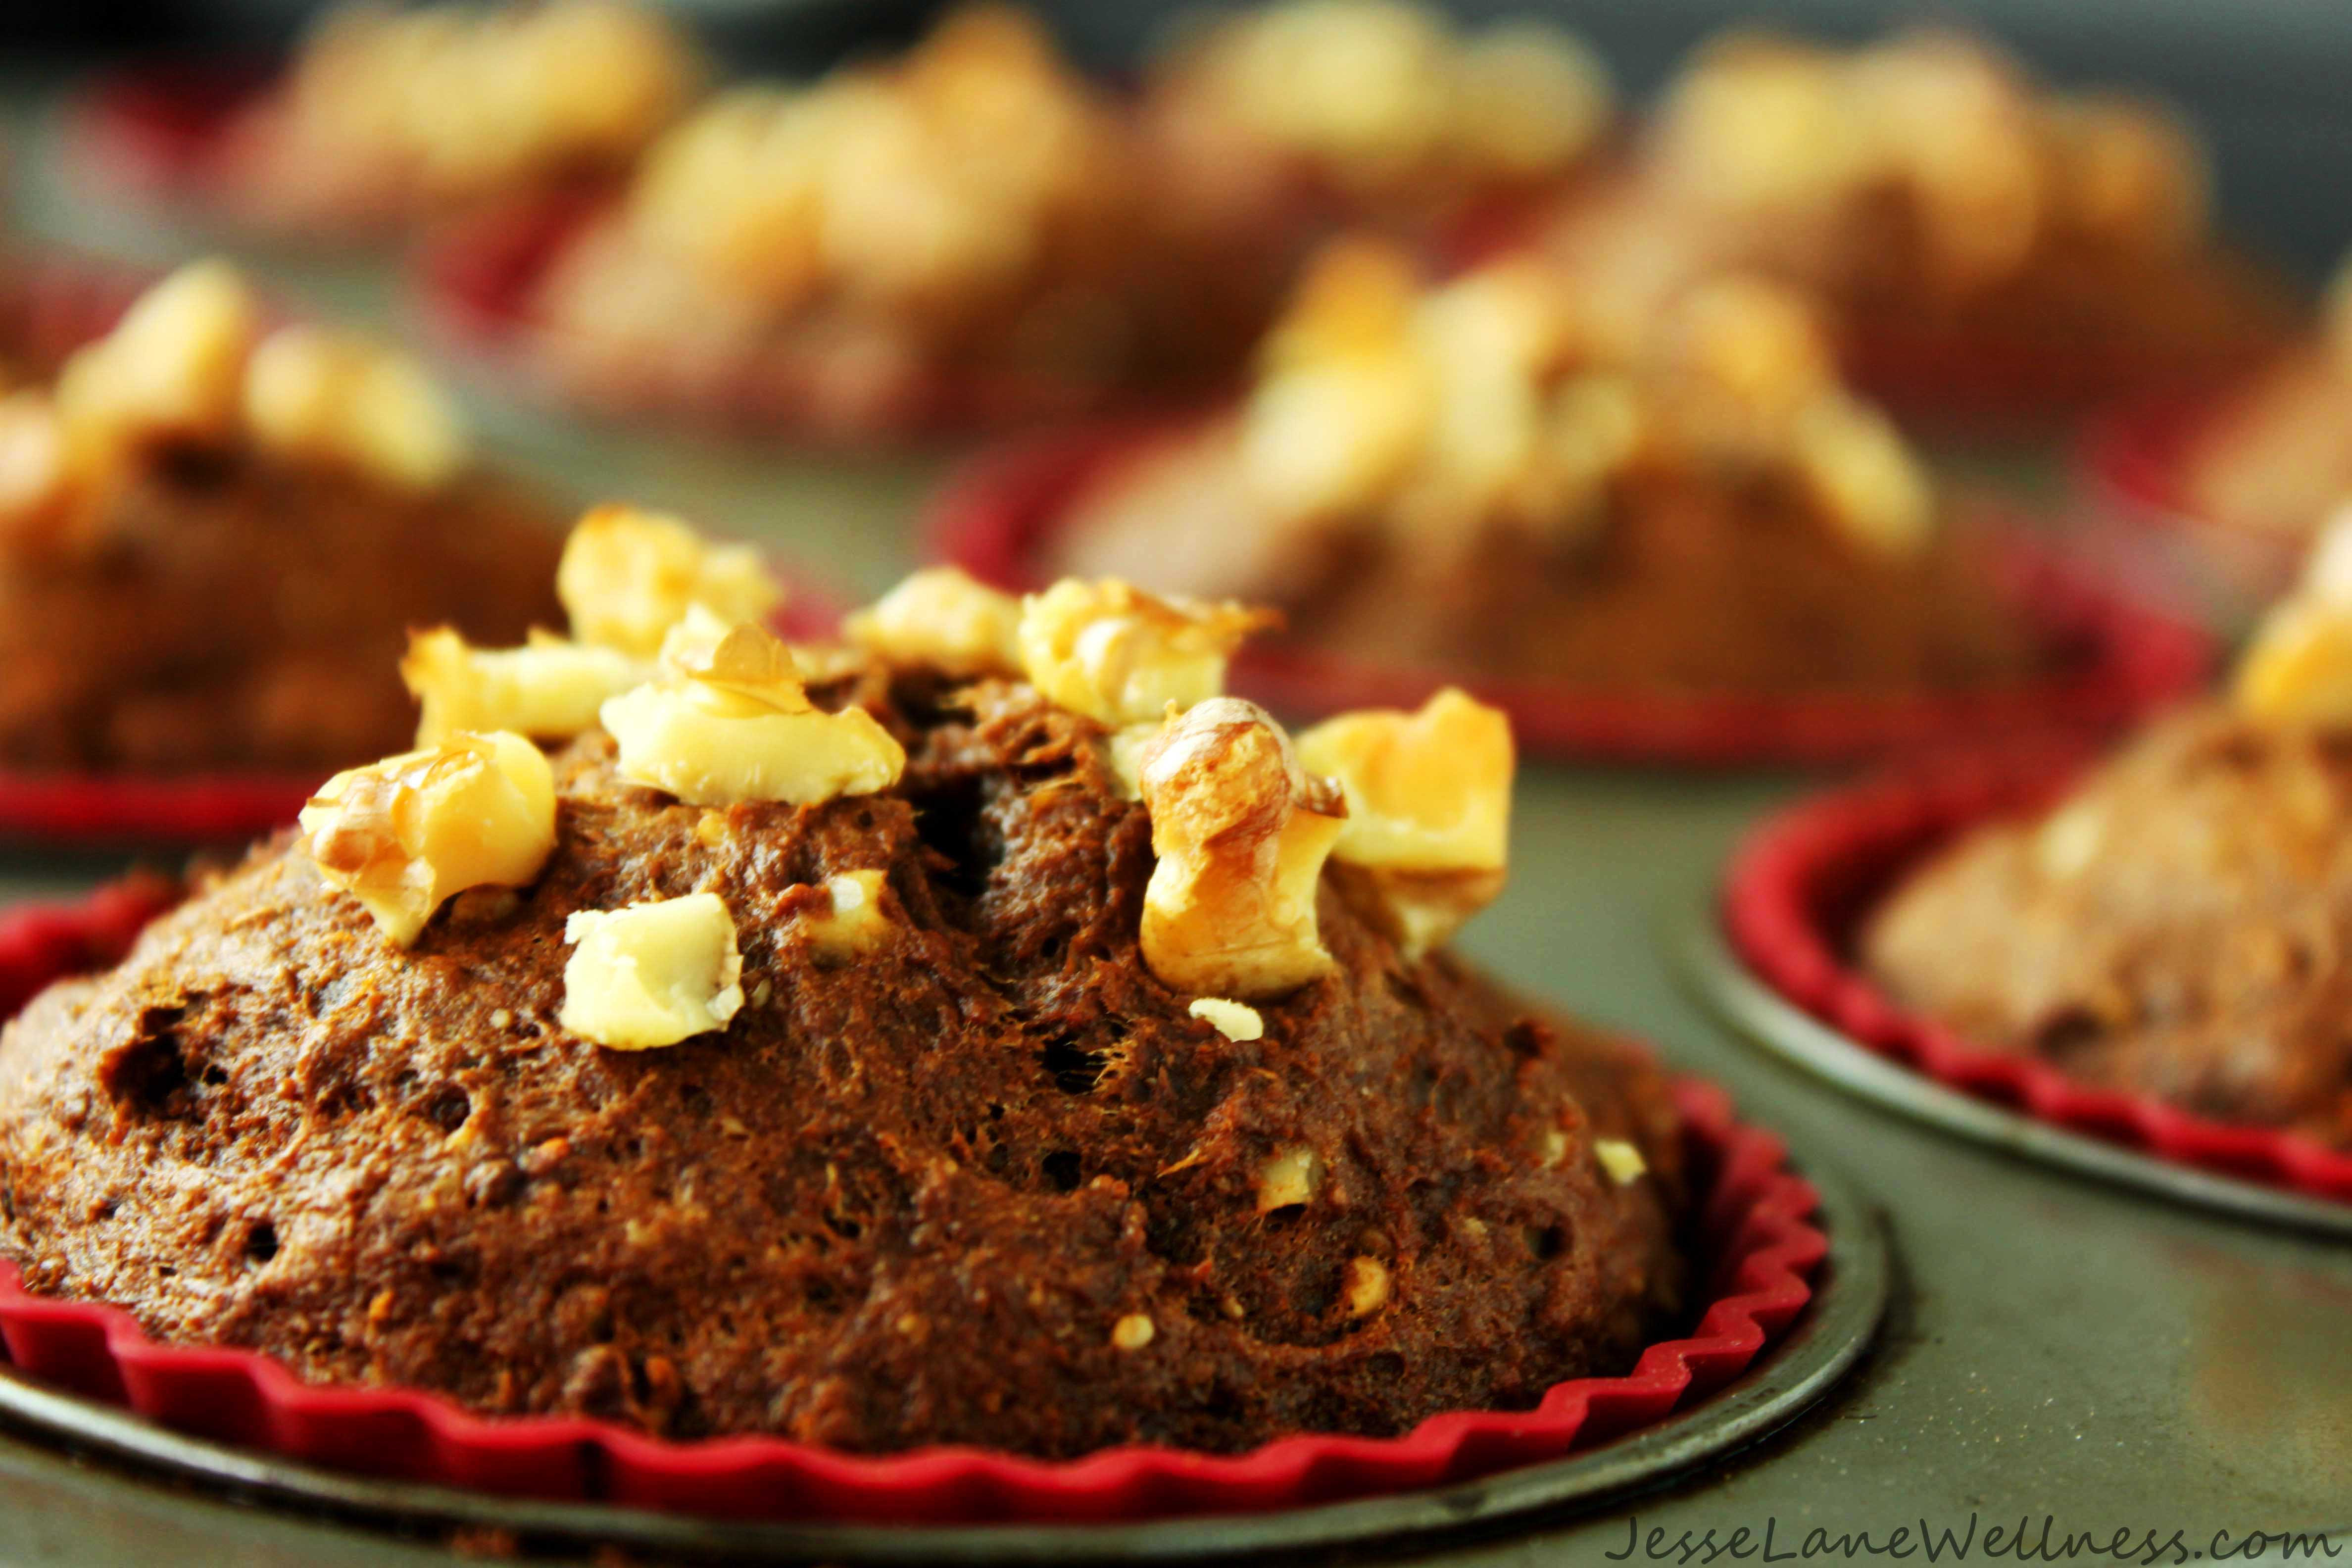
[924,420,2213,766]
[1721,747,2352,1204]
[0,882,1824,1525]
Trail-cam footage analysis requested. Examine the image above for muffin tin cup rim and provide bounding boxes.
[1709,745,2352,1223]
[0,880,1854,1529]
[922,418,2214,766]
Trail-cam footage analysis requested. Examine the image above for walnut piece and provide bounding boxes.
[600,618,904,806]
[53,260,261,455]
[1256,1143,1323,1212]
[843,566,1022,678]
[1294,688,1512,956]
[243,324,470,491]
[1136,696,1344,999]
[1790,392,1935,559]
[1594,1138,1649,1185]
[800,870,893,958]
[1186,996,1265,1042]
[1019,579,1272,728]
[402,627,652,746]
[299,731,557,946]
[2235,512,2352,727]
[557,505,783,655]
[559,891,744,1050]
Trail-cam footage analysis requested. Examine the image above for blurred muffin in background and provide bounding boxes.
[1141,0,1615,238]
[1587,27,2294,422]
[1048,236,2049,703]
[85,0,704,241]
[0,260,564,775]
[523,5,1270,438]
[2170,259,2352,553]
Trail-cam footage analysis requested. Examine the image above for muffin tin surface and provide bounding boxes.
[0,76,2347,1568]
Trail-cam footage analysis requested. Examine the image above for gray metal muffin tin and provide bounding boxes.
[0,77,2345,1568]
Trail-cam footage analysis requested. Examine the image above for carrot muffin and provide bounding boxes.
[0,520,1688,1454]
[179,0,702,237]
[0,259,562,774]
[1052,237,2048,700]
[528,6,1268,436]
[1864,521,2352,1148]
[1581,28,2292,413]
[1141,0,1615,233]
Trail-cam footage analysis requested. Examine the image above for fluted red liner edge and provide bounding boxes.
[58,59,283,217]
[1721,748,2352,1204]
[923,420,2214,765]
[0,882,1823,1525]
[412,196,1191,441]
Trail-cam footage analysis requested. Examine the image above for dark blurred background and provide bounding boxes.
[13,0,2351,277]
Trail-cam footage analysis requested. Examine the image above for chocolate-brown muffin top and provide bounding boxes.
[1864,704,2352,1149]
[0,550,1689,1458]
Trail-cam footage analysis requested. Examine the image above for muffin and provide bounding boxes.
[1050,237,2047,702]
[1862,521,2352,1149]
[1579,27,2292,418]
[1140,0,1615,234]
[129,0,702,239]
[521,5,1269,437]
[0,259,563,775]
[0,518,1689,1455]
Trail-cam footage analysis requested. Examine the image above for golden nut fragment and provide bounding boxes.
[1594,1138,1649,1185]
[1294,688,1512,956]
[560,891,745,1050]
[1137,697,1345,1000]
[843,566,1023,678]
[800,870,893,958]
[557,506,783,656]
[601,618,904,806]
[402,627,653,747]
[242,324,470,491]
[1186,996,1265,1042]
[1255,1143,1323,1212]
[2234,511,2352,728]
[1018,579,1273,729]
[1790,392,1935,559]
[0,393,74,537]
[54,260,261,456]
[1342,1255,1392,1316]
[299,731,557,946]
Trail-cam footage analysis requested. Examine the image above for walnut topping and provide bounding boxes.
[600,618,904,806]
[559,892,745,1050]
[557,506,783,656]
[2235,510,2352,728]
[1018,579,1273,728]
[1136,697,1345,999]
[801,870,893,958]
[402,627,652,746]
[843,566,1022,678]
[53,260,261,456]
[0,393,73,543]
[1594,1138,1649,1185]
[1256,1143,1323,1212]
[299,731,557,946]
[1790,392,1935,558]
[242,325,470,490]
[1343,1255,1392,1316]
[1186,996,1265,1042]
[1110,1312,1156,1351]
[1293,688,1511,956]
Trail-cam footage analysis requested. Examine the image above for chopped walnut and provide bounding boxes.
[2235,511,2352,728]
[53,260,261,456]
[0,393,73,542]
[601,618,904,806]
[1343,1255,1392,1316]
[1110,1312,1156,1351]
[1018,579,1272,728]
[1186,996,1264,1042]
[1790,393,1935,559]
[801,870,893,958]
[1594,1138,1649,1185]
[299,731,557,946]
[242,324,470,491]
[843,566,1022,678]
[559,891,745,1050]
[1294,688,1511,956]
[1256,1143,1323,1212]
[557,506,783,655]
[1136,696,1344,999]
[402,627,652,746]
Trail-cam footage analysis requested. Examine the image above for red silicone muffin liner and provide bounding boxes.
[0,881,1824,1525]
[924,420,2214,766]
[1721,746,2352,1204]
[412,195,1189,442]
[59,59,294,230]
